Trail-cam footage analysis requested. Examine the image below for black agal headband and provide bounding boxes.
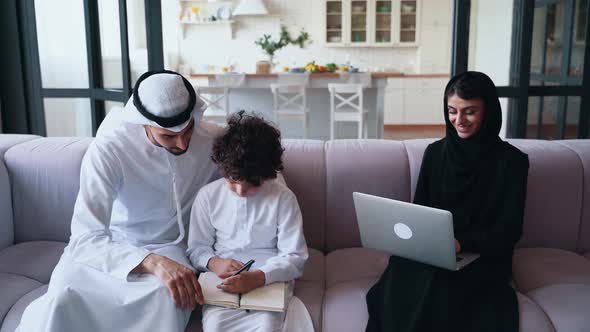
[132,70,196,128]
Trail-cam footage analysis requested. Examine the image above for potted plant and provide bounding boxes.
[254,26,311,73]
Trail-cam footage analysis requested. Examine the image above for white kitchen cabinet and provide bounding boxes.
[384,77,447,125]
[324,0,419,47]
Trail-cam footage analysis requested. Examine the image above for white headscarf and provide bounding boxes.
[97,70,206,137]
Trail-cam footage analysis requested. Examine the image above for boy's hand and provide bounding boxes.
[217,270,266,294]
[207,256,244,277]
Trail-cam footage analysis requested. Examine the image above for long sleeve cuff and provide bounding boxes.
[196,252,216,272]
[257,264,299,285]
[113,247,151,281]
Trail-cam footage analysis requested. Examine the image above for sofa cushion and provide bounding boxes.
[557,140,590,254]
[300,248,325,282]
[322,278,556,332]
[0,284,47,332]
[512,248,590,293]
[296,248,326,332]
[0,273,42,324]
[509,140,583,251]
[0,241,66,284]
[294,279,325,332]
[4,138,91,243]
[527,284,590,332]
[326,247,388,288]
[517,292,555,332]
[322,277,375,332]
[325,140,410,251]
[282,140,326,251]
[403,139,436,202]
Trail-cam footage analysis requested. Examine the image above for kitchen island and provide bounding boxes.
[189,72,448,140]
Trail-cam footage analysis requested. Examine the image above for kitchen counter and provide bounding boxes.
[188,73,450,139]
[190,72,449,79]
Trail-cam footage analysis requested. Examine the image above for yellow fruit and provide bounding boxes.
[282,67,289,72]
[221,66,229,73]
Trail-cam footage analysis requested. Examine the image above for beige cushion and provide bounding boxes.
[326,247,388,288]
[322,277,376,332]
[513,248,590,293]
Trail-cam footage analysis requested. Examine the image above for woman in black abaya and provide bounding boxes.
[365,71,529,332]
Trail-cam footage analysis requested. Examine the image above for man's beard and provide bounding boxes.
[166,147,188,156]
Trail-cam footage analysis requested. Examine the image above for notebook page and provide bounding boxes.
[198,272,239,308]
[239,282,287,312]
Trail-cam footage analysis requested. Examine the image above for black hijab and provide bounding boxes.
[439,71,504,230]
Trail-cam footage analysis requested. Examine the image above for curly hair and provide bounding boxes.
[211,111,284,186]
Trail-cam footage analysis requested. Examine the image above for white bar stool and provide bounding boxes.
[270,84,309,139]
[196,86,230,125]
[328,83,368,139]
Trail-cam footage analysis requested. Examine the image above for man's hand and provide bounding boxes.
[135,253,204,310]
[216,270,266,294]
[207,256,244,277]
[454,239,461,254]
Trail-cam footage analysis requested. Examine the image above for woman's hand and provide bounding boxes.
[454,239,461,253]
[217,270,266,294]
[207,256,244,278]
[135,253,204,310]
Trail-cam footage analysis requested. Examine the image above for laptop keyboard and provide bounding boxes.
[456,256,463,262]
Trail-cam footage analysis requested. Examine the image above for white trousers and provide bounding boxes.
[201,296,314,332]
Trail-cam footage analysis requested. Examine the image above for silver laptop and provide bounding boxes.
[353,192,479,271]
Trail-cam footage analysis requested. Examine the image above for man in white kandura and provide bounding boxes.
[17,70,223,332]
[188,111,313,332]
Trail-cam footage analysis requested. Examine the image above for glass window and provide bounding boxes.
[565,96,581,139]
[127,0,148,86]
[468,0,514,86]
[570,0,588,78]
[43,98,92,137]
[105,101,125,115]
[98,0,123,90]
[35,0,89,88]
[544,3,564,76]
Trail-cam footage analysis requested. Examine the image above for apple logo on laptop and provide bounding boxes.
[394,222,413,239]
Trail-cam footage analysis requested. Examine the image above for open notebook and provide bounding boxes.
[198,272,289,312]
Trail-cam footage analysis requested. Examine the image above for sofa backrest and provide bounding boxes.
[4,138,91,243]
[0,160,13,250]
[3,136,588,255]
[322,138,588,254]
[509,140,584,252]
[282,140,326,251]
[0,134,41,249]
[324,140,411,252]
[556,140,590,253]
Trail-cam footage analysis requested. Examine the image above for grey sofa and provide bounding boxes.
[1,134,589,332]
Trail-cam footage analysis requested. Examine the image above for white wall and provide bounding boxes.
[162,0,452,74]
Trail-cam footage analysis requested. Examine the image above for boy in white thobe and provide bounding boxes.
[17,71,222,332]
[187,111,311,332]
